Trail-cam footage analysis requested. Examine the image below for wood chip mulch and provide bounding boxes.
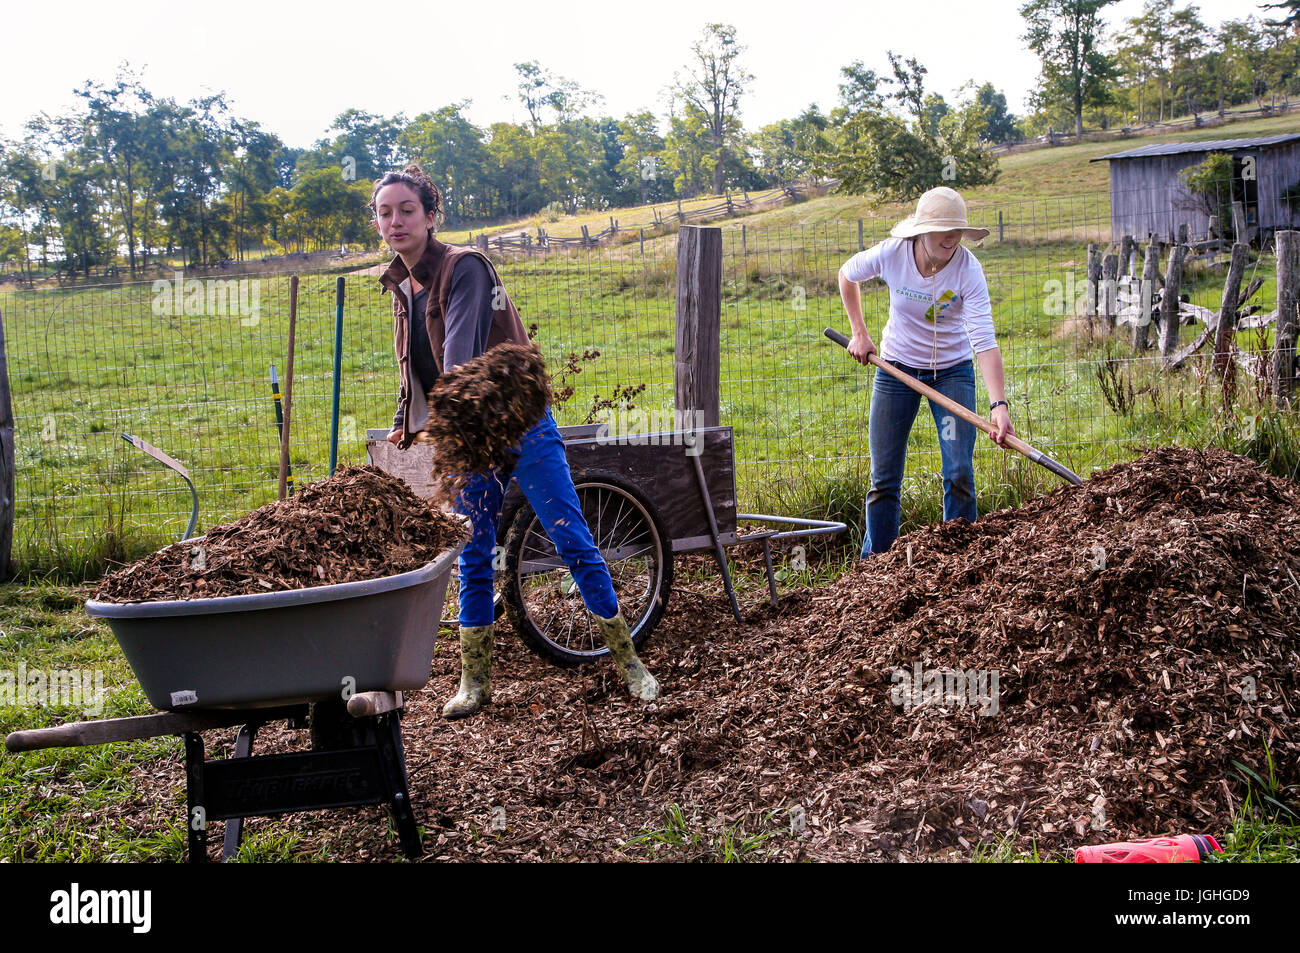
[421,342,551,504]
[90,448,1298,860]
[93,466,468,603]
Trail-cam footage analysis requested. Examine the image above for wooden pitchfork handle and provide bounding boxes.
[823,327,1083,486]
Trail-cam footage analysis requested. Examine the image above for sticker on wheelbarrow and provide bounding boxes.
[171,690,198,706]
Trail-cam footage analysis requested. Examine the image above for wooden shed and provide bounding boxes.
[1091,134,1300,244]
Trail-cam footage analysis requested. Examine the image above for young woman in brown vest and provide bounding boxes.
[371,164,659,717]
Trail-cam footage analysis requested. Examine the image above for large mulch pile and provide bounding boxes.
[94,448,1297,860]
[421,342,550,502]
[94,466,467,603]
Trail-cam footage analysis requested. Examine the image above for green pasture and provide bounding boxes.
[0,216,1286,576]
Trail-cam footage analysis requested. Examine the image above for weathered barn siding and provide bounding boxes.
[1258,141,1300,233]
[1097,136,1300,242]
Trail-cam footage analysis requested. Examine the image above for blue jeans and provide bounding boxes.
[456,408,619,626]
[862,359,977,558]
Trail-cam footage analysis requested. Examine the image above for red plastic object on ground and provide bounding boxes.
[1075,834,1223,863]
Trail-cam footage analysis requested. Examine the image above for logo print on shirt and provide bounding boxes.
[924,289,959,323]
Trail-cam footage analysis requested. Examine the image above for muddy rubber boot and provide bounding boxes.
[442,624,493,719]
[594,612,659,702]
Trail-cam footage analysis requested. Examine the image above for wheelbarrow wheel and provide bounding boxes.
[503,469,672,668]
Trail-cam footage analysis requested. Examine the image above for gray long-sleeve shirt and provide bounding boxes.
[394,254,496,430]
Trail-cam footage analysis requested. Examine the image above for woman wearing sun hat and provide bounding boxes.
[837,186,1014,558]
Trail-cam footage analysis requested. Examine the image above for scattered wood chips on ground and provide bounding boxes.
[94,466,467,603]
[87,448,1297,860]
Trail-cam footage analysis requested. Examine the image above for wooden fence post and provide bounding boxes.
[1135,240,1161,352]
[1213,243,1249,377]
[1119,235,1135,276]
[1232,202,1248,245]
[1276,230,1300,405]
[741,224,747,257]
[997,209,1004,243]
[1102,253,1119,330]
[639,228,645,255]
[0,304,13,579]
[477,234,488,253]
[1159,242,1187,356]
[1086,243,1101,330]
[858,219,864,252]
[675,226,722,430]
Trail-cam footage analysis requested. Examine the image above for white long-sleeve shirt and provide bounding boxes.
[839,237,998,370]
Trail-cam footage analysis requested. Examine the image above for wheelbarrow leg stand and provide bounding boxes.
[184,731,208,863]
[222,722,259,860]
[375,710,421,859]
[178,697,421,863]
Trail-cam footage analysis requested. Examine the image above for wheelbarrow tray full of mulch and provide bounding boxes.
[84,543,462,711]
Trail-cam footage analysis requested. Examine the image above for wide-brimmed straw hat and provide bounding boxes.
[890,187,990,242]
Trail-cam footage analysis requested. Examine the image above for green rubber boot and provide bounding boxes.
[594,612,659,702]
[442,624,493,719]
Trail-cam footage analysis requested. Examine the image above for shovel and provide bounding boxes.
[823,327,1082,486]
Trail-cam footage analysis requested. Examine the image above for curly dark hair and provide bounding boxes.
[369,163,443,227]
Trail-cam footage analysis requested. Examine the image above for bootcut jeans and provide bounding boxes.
[862,358,978,558]
[456,407,619,626]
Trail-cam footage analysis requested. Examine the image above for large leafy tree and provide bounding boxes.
[674,23,752,195]
[835,61,887,119]
[973,83,1021,143]
[0,139,59,277]
[1020,0,1119,137]
[288,167,371,251]
[160,94,234,266]
[486,121,541,218]
[614,112,671,206]
[832,52,999,203]
[71,72,158,277]
[754,106,832,183]
[401,104,491,224]
[662,101,713,197]
[224,120,285,260]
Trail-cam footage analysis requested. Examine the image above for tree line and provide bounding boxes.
[1,5,1295,279]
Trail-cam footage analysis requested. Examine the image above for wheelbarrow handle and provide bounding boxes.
[823,328,1082,486]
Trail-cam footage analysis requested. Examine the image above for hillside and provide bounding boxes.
[438,110,1299,249]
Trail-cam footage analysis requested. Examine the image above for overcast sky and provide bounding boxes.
[1,0,1268,150]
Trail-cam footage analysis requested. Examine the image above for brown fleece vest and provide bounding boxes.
[380,237,533,447]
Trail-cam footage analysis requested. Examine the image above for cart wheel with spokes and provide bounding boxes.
[503,469,672,667]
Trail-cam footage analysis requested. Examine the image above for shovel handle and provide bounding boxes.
[823,328,1082,486]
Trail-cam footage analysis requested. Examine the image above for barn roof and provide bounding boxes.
[1089,134,1300,162]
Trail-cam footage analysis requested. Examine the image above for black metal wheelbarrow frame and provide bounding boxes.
[4,544,465,863]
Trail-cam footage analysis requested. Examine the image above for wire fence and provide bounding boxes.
[0,186,1284,573]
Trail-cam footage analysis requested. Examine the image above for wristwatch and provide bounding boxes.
[989,400,1009,413]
